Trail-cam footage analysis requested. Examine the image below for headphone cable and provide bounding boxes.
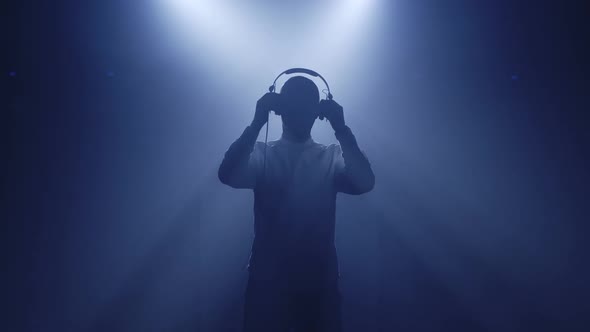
[263,112,269,184]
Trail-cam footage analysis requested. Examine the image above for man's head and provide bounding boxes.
[279,76,320,140]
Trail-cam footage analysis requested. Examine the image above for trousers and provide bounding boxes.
[243,272,342,332]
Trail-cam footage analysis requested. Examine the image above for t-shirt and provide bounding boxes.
[219,125,374,281]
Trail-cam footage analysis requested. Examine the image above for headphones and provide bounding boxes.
[261,68,333,184]
[269,67,333,108]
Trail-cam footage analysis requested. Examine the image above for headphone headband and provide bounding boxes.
[269,68,333,100]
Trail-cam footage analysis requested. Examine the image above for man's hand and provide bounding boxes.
[252,92,280,130]
[319,99,346,132]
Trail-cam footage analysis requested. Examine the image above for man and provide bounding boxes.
[218,76,375,332]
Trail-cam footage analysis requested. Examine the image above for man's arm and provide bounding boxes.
[218,92,279,189]
[218,124,262,189]
[320,99,375,195]
[334,125,375,194]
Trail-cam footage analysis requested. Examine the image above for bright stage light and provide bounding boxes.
[154,0,380,84]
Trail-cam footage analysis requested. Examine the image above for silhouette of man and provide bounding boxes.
[218,76,375,332]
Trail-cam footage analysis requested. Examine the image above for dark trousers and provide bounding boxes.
[243,273,342,332]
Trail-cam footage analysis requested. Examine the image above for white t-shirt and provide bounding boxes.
[219,126,374,280]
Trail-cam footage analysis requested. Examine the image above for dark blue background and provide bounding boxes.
[3,0,588,331]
